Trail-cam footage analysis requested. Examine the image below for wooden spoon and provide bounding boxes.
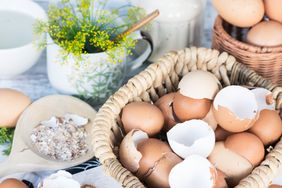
[0,95,96,176]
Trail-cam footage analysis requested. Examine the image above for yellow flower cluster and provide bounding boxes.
[33,0,145,66]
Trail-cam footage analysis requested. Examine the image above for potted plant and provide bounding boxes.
[34,0,151,106]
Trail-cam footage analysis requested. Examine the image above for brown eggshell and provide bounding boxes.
[247,21,282,47]
[265,0,282,23]
[136,138,173,178]
[215,126,233,142]
[213,105,257,133]
[269,185,282,188]
[208,142,253,187]
[212,0,264,27]
[249,109,282,145]
[0,88,31,128]
[0,178,27,188]
[119,130,148,173]
[155,93,178,131]
[144,152,182,188]
[225,132,265,166]
[203,107,218,130]
[213,169,228,188]
[121,102,164,136]
[173,92,211,122]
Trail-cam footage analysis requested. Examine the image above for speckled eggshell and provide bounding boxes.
[212,0,264,27]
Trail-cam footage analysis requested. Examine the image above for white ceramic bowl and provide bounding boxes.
[0,0,47,78]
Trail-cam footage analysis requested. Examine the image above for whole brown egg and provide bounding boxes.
[0,178,27,188]
[121,102,164,136]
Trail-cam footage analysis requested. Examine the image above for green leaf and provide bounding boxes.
[0,128,14,155]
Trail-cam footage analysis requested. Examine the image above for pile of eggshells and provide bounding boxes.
[118,70,282,188]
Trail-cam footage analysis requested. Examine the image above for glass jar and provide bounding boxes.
[131,0,205,61]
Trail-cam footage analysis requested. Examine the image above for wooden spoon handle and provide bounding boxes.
[116,9,159,39]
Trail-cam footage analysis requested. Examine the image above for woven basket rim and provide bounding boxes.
[93,47,282,188]
[214,16,282,53]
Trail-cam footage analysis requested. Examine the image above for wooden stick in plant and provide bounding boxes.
[115,9,159,40]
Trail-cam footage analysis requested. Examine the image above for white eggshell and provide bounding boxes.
[64,114,89,126]
[214,86,258,120]
[251,88,275,111]
[178,70,221,100]
[40,117,58,128]
[169,155,216,188]
[167,120,215,158]
[38,170,80,188]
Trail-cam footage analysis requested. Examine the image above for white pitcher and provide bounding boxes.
[131,0,205,62]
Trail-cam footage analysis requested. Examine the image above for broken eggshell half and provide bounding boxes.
[169,155,217,188]
[213,86,258,133]
[251,88,275,111]
[178,70,222,100]
[38,170,80,188]
[167,120,215,158]
[119,129,149,173]
[155,93,178,131]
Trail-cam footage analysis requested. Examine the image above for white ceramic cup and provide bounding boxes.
[0,0,47,79]
[47,31,152,104]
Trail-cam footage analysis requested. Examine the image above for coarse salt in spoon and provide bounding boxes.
[0,95,96,176]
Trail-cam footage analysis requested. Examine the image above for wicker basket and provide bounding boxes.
[212,16,282,87]
[92,47,282,188]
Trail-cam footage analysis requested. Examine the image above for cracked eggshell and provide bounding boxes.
[208,142,253,187]
[155,93,178,131]
[145,152,182,188]
[224,132,265,167]
[178,70,221,100]
[38,170,80,188]
[203,107,218,130]
[251,88,275,111]
[121,102,164,136]
[136,138,177,177]
[213,86,258,132]
[169,155,216,188]
[136,138,182,188]
[167,120,215,158]
[173,92,211,122]
[249,109,282,145]
[119,130,149,173]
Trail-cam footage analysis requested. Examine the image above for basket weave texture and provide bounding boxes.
[212,16,282,86]
[92,47,282,188]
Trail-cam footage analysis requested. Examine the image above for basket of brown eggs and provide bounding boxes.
[92,47,282,188]
[212,0,282,86]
